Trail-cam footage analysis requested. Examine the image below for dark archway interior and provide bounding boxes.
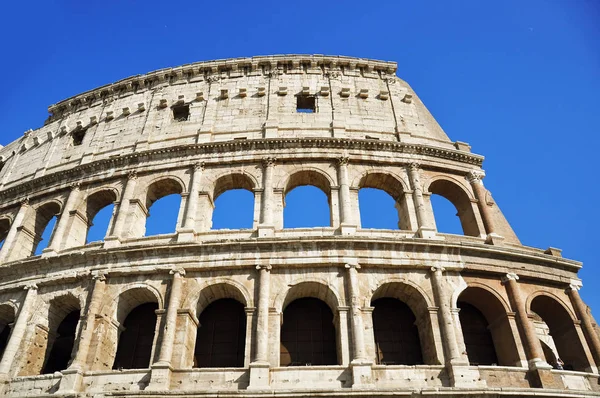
[42,310,80,374]
[194,298,246,368]
[113,302,158,370]
[0,323,12,362]
[458,302,498,365]
[372,298,423,365]
[280,298,337,366]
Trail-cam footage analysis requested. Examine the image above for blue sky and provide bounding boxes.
[1,1,599,314]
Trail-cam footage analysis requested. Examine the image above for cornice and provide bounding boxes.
[0,138,484,205]
[46,55,398,121]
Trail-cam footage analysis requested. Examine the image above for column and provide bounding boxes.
[178,163,204,242]
[567,281,600,367]
[502,273,548,368]
[337,157,354,224]
[253,264,271,363]
[258,157,275,237]
[0,284,37,375]
[156,268,185,365]
[44,183,81,254]
[69,273,106,370]
[105,172,137,245]
[467,170,502,243]
[345,264,367,361]
[407,163,435,238]
[429,266,462,364]
[0,199,29,262]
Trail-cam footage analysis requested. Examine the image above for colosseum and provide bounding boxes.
[0,54,597,397]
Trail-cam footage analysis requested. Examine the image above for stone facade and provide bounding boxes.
[0,55,597,397]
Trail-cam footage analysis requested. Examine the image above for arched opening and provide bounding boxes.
[372,298,423,365]
[530,295,591,371]
[113,302,158,370]
[457,286,521,366]
[42,310,80,374]
[194,299,246,368]
[0,304,15,362]
[33,202,61,255]
[280,298,337,366]
[145,179,183,236]
[0,218,10,250]
[85,190,117,243]
[428,179,480,237]
[370,282,438,365]
[211,174,255,230]
[284,171,332,228]
[358,173,408,230]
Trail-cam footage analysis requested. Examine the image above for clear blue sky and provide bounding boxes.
[1,1,599,313]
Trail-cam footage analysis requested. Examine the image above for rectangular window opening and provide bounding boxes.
[297,96,316,113]
[73,129,87,146]
[172,104,190,122]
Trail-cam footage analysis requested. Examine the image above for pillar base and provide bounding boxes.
[528,362,563,389]
[247,361,270,390]
[41,247,58,258]
[447,364,486,388]
[103,236,122,249]
[416,227,440,239]
[57,368,84,394]
[350,359,375,389]
[146,362,172,391]
[176,228,197,242]
[257,225,275,238]
[485,232,505,245]
[339,223,357,236]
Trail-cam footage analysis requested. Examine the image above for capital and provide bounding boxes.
[501,273,519,283]
[92,271,107,282]
[337,156,350,167]
[568,280,583,292]
[193,162,205,171]
[467,170,485,184]
[430,265,445,273]
[20,197,30,207]
[256,264,272,271]
[344,263,361,270]
[262,157,276,167]
[127,171,138,180]
[170,267,186,277]
[70,182,81,191]
[407,162,420,172]
[24,283,38,291]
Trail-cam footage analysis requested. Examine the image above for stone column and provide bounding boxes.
[0,199,29,262]
[0,284,37,376]
[407,163,435,238]
[248,265,271,389]
[258,157,276,237]
[429,266,462,364]
[178,163,204,242]
[105,172,137,246]
[70,273,106,370]
[337,157,356,234]
[345,263,373,389]
[44,183,81,255]
[567,281,600,368]
[467,170,503,244]
[502,273,548,368]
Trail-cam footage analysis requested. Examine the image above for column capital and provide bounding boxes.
[69,182,81,191]
[568,280,583,291]
[127,171,138,180]
[345,263,361,270]
[24,283,38,291]
[501,273,519,283]
[256,264,272,271]
[170,267,186,277]
[262,157,276,167]
[407,162,420,172]
[192,162,205,171]
[430,265,445,273]
[92,271,107,282]
[466,170,486,184]
[19,197,30,207]
[337,156,350,166]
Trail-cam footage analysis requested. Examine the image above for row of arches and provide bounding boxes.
[0,168,484,259]
[0,279,591,375]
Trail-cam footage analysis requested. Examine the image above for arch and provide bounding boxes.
[356,171,407,201]
[280,297,338,366]
[282,169,333,196]
[0,217,11,246]
[184,279,252,318]
[526,290,577,322]
[0,303,16,363]
[32,200,62,255]
[194,298,247,368]
[145,177,185,210]
[212,172,257,201]
[41,294,82,374]
[274,280,342,313]
[529,293,590,371]
[110,284,163,325]
[113,302,158,370]
[81,188,119,243]
[426,176,479,237]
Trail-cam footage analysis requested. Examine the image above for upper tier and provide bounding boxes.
[0,55,469,190]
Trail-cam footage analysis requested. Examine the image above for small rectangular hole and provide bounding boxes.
[297,96,316,113]
[172,104,190,122]
[73,129,87,146]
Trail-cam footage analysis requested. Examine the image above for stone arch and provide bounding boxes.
[456,284,521,366]
[73,188,120,244]
[425,175,480,237]
[280,168,334,196]
[370,280,438,365]
[0,302,16,362]
[353,170,409,198]
[30,200,63,254]
[107,283,164,325]
[210,172,258,201]
[274,280,342,313]
[186,280,252,318]
[528,292,591,371]
[144,176,185,209]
